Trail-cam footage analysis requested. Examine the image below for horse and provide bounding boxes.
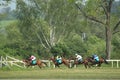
[69,57,83,68]
[23,59,48,68]
[83,56,109,68]
[50,57,70,68]
[68,56,92,69]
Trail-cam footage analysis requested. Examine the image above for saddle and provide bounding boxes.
[56,59,62,64]
[31,60,37,65]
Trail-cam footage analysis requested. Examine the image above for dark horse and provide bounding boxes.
[23,59,48,68]
[50,57,70,68]
[69,57,91,68]
[83,57,109,68]
[69,57,83,68]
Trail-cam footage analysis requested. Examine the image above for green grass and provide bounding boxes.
[0,66,120,79]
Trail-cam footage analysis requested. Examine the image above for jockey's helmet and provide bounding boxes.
[75,53,78,56]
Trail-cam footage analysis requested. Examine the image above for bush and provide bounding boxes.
[86,35,106,56]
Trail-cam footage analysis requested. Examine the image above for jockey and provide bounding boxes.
[29,55,36,64]
[75,53,82,63]
[92,54,99,62]
[56,55,62,64]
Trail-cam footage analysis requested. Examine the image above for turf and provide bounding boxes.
[0,67,120,79]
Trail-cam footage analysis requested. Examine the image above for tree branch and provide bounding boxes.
[75,3,105,25]
[101,1,108,17]
[113,19,120,34]
[113,30,120,34]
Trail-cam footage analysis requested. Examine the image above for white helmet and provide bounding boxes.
[75,54,78,56]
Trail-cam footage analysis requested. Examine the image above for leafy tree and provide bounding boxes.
[15,0,84,54]
[75,0,120,59]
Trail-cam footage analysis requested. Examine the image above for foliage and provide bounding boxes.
[51,43,70,57]
[65,32,87,55]
[111,33,120,59]
[0,0,119,59]
[86,35,106,57]
[0,49,6,56]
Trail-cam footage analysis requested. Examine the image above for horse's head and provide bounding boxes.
[100,57,109,64]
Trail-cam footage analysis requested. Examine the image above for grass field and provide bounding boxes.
[0,66,120,79]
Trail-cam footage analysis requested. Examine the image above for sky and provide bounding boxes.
[9,0,16,10]
[0,0,16,11]
[0,0,120,11]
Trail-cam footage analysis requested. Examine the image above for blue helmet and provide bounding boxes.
[92,54,97,57]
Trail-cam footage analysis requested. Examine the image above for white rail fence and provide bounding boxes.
[107,60,120,68]
[0,56,120,68]
[0,56,25,68]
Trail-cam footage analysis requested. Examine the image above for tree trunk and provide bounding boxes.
[105,2,112,59]
[105,27,112,59]
[75,0,114,59]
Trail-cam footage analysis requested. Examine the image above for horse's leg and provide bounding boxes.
[98,62,101,67]
[87,62,91,68]
[55,64,60,68]
[27,65,29,68]
[42,62,48,67]
[26,64,31,68]
[86,63,90,69]
[91,62,96,67]
[36,62,42,69]
[58,65,60,68]
[73,61,78,68]
[84,63,87,69]
[64,62,70,68]
[88,64,91,68]
[65,62,70,68]
[44,62,48,67]
[71,62,76,68]
[38,64,42,69]
[67,63,71,68]
[71,63,75,68]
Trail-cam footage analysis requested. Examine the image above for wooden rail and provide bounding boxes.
[107,60,120,68]
[0,56,120,68]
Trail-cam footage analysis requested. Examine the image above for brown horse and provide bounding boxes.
[23,59,48,68]
[69,56,91,68]
[83,57,109,68]
[69,57,83,68]
[50,57,70,68]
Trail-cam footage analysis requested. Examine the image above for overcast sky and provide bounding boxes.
[0,0,16,11]
[0,0,120,11]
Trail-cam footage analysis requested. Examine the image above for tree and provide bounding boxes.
[16,0,83,50]
[75,0,120,59]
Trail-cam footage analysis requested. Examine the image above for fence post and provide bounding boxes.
[117,61,119,68]
[111,61,113,68]
[53,64,55,68]
[6,56,8,65]
[48,61,51,67]
[70,61,72,68]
